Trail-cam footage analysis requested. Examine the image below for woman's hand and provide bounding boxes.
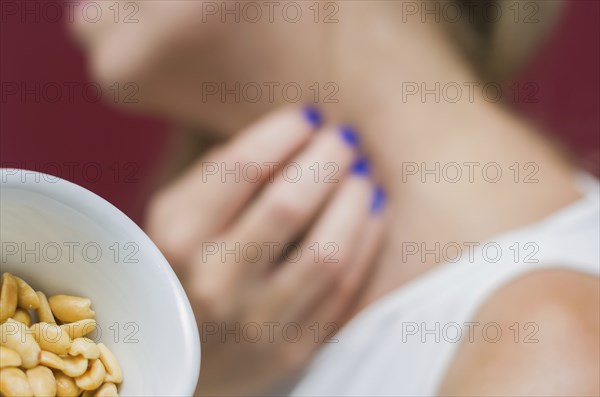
[146,107,386,395]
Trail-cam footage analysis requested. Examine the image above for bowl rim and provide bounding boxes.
[0,168,200,395]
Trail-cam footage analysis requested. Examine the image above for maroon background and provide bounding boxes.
[1,1,598,225]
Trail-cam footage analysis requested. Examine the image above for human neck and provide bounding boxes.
[322,14,582,315]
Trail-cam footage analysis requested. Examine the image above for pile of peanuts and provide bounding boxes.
[0,272,123,396]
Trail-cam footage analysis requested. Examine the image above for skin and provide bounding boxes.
[70,1,600,395]
[438,269,600,396]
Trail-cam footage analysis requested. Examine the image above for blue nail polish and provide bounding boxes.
[371,185,386,214]
[340,125,360,147]
[351,156,370,176]
[303,106,323,128]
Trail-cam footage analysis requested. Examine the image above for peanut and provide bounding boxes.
[54,371,80,397]
[12,308,32,327]
[30,322,72,356]
[0,367,34,396]
[60,319,97,340]
[27,365,57,397]
[75,359,106,391]
[69,338,100,360]
[40,350,65,371]
[95,382,119,396]
[0,346,22,368]
[0,318,41,368]
[97,343,123,384]
[0,272,18,323]
[61,355,88,378]
[36,291,56,324]
[14,275,40,310]
[48,295,95,323]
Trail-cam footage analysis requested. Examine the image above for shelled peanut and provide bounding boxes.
[0,272,122,397]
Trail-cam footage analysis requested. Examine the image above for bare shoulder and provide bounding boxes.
[438,268,600,397]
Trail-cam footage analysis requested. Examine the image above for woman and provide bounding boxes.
[70,1,599,395]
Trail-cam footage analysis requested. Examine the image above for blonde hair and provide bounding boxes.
[446,0,564,81]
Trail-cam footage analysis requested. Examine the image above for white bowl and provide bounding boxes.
[0,169,200,396]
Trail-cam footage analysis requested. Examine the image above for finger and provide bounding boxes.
[278,191,386,369]
[146,106,322,267]
[229,126,360,275]
[304,203,386,333]
[259,162,379,322]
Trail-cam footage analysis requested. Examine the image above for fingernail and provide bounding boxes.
[351,156,370,176]
[303,106,323,128]
[339,125,360,147]
[371,185,386,214]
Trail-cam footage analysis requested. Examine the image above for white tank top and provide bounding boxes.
[289,173,600,396]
